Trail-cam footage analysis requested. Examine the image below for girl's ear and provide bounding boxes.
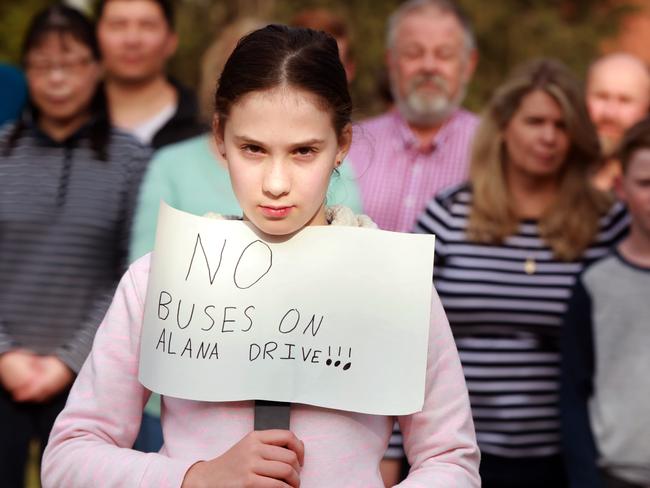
[212,115,227,159]
[335,123,353,164]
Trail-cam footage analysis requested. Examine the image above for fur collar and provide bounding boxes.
[204,205,376,230]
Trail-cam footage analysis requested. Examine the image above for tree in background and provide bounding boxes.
[161,0,638,117]
[464,0,635,111]
[0,0,51,61]
[0,0,635,118]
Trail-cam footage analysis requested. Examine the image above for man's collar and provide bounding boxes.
[390,108,464,153]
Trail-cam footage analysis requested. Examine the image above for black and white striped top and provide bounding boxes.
[414,183,628,458]
[0,121,149,372]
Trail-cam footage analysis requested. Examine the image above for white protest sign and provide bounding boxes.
[139,202,435,415]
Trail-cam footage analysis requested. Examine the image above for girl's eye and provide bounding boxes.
[294,147,316,157]
[242,144,264,155]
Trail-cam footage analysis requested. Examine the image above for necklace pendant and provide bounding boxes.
[524,257,536,275]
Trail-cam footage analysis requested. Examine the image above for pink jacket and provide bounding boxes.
[42,254,480,487]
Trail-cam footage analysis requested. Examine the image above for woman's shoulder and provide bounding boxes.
[146,134,221,179]
[107,126,145,149]
[150,134,211,164]
[594,199,630,245]
[106,128,152,165]
[600,199,628,225]
[415,182,472,233]
[0,120,34,149]
[0,120,17,140]
[434,182,473,208]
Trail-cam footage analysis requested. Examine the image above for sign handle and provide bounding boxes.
[254,400,290,430]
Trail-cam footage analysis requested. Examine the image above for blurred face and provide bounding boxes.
[617,148,650,240]
[97,0,177,83]
[503,90,570,183]
[587,60,650,156]
[25,33,102,138]
[215,87,351,237]
[388,8,476,126]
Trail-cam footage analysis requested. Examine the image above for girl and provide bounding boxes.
[42,25,479,487]
[0,5,148,487]
[415,59,628,487]
[128,18,363,454]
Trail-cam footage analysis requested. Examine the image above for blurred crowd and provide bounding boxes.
[0,0,649,487]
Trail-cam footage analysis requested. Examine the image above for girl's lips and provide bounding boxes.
[259,205,294,218]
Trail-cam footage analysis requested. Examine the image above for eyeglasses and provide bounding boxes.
[26,57,95,76]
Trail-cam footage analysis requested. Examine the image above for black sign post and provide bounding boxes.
[254,400,290,430]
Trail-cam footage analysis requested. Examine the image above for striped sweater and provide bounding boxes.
[414,183,628,458]
[0,120,150,372]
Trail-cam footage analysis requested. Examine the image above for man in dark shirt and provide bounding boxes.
[96,0,204,149]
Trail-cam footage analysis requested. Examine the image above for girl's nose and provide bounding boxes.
[262,159,291,197]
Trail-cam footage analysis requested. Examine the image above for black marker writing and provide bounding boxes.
[233,240,273,289]
[185,234,226,284]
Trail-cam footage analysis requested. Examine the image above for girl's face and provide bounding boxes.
[216,87,350,237]
[25,32,102,137]
[502,89,570,184]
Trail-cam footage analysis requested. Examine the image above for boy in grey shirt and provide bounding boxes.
[561,116,650,488]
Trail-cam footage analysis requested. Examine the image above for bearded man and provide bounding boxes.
[586,53,650,191]
[347,0,478,233]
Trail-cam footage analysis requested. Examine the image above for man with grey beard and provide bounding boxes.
[586,52,650,191]
[347,2,478,484]
[347,0,478,234]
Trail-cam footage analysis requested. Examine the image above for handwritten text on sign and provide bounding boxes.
[139,203,435,415]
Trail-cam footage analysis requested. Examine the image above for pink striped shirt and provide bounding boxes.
[42,254,480,488]
[348,109,478,232]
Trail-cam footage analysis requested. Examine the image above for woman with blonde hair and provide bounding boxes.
[415,58,628,487]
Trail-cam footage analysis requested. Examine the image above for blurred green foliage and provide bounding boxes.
[0,0,636,118]
[0,0,52,62]
[465,0,635,113]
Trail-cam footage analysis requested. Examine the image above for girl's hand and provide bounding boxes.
[181,429,304,488]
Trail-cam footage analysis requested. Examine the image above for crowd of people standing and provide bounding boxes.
[0,0,648,487]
